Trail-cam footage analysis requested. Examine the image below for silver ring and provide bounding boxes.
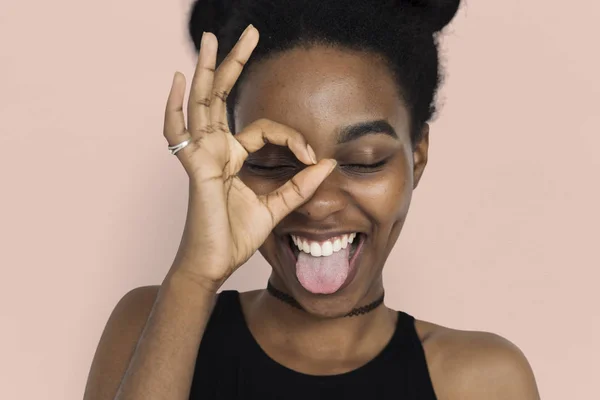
[168,139,191,155]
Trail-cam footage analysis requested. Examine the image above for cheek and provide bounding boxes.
[257,232,280,266]
[353,167,412,224]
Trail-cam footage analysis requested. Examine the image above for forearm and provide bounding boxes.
[114,272,217,400]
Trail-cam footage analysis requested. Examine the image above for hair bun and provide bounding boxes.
[188,0,239,50]
[401,0,461,33]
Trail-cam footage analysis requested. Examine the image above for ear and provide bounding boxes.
[412,123,429,189]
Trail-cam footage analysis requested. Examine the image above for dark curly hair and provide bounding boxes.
[188,0,461,146]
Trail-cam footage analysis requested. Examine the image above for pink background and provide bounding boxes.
[1,0,598,398]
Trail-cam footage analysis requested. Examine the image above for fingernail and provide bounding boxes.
[328,159,337,173]
[241,24,254,39]
[306,144,317,164]
[201,31,207,46]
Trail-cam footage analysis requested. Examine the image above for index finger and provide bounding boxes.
[233,119,318,167]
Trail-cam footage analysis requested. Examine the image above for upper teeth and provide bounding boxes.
[291,233,357,257]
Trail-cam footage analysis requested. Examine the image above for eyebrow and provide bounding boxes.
[336,120,398,144]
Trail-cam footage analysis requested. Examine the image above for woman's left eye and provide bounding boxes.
[342,159,388,173]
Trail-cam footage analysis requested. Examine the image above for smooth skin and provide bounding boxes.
[83,26,540,400]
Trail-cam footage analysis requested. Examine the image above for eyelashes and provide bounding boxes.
[242,163,297,179]
[342,158,388,173]
[244,158,389,177]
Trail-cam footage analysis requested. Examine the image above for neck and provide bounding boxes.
[240,281,397,373]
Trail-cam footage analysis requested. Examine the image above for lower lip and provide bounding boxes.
[282,234,366,294]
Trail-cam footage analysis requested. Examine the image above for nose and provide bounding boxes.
[294,173,347,221]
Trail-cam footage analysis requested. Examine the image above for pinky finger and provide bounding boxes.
[259,159,337,227]
[163,72,189,146]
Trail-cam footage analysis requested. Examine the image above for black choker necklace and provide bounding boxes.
[266,281,385,317]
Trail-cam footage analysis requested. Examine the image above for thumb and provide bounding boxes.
[258,159,337,226]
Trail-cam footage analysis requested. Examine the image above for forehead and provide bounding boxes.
[235,45,410,140]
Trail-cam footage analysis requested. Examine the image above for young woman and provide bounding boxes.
[84,0,540,399]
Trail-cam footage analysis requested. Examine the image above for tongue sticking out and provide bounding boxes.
[296,246,350,294]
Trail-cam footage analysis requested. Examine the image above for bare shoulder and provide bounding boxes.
[414,319,540,400]
[114,285,161,316]
[83,285,160,400]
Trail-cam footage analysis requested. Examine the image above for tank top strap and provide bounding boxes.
[198,290,245,348]
[391,310,438,399]
[212,290,241,319]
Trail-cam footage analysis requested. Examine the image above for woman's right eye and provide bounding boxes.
[245,163,285,171]
[244,163,298,176]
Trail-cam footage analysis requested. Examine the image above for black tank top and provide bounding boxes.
[189,290,437,399]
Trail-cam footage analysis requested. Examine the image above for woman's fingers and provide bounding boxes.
[209,25,259,132]
[259,159,337,227]
[235,117,336,228]
[187,32,218,137]
[234,119,318,168]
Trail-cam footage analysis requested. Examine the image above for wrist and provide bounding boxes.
[163,270,224,298]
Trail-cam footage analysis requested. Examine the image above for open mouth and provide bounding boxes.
[281,232,367,294]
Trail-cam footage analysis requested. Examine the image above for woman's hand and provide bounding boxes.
[163,25,336,292]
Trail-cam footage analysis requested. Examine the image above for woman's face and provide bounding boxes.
[236,45,428,317]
